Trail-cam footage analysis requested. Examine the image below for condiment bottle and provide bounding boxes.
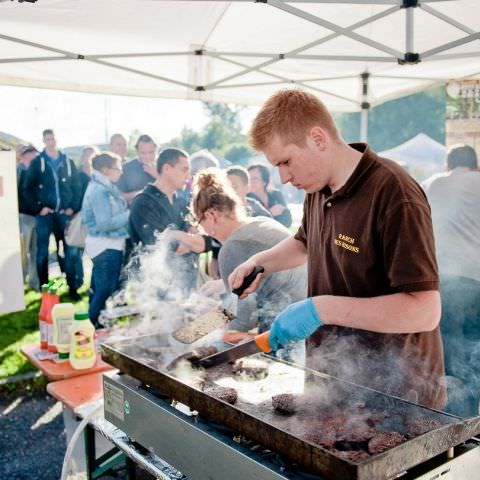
[69,312,96,370]
[52,303,75,361]
[47,286,60,353]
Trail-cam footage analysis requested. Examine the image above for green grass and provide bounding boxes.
[0,280,89,380]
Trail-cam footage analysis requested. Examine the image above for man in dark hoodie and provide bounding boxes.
[129,148,197,291]
[23,129,81,298]
[17,145,39,290]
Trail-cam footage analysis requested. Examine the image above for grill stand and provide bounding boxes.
[104,374,480,480]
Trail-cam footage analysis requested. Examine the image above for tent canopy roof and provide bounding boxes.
[0,0,479,111]
[380,133,446,165]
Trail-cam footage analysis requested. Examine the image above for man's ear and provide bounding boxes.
[309,127,327,151]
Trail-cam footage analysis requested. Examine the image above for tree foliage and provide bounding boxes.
[165,102,253,166]
[335,87,446,152]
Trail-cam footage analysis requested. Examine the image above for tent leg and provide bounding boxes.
[360,71,370,143]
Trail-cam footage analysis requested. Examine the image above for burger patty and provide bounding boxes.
[202,384,238,404]
[368,432,406,454]
[272,393,297,415]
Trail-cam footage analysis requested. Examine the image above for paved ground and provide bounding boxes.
[0,392,65,479]
[0,392,154,480]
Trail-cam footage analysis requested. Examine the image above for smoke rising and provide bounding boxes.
[104,232,218,349]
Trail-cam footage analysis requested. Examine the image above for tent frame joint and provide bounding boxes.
[398,52,420,65]
[194,49,204,56]
[255,0,268,4]
[77,54,85,60]
[195,86,206,91]
[401,0,418,8]
[361,101,370,110]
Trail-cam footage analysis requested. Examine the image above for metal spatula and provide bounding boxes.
[194,330,272,368]
[172,266,264,344]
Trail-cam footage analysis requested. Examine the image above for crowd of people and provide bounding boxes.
[14,89,480,418]
[15,129,294,329]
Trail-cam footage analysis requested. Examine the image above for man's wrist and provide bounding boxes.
[306,297,322,328]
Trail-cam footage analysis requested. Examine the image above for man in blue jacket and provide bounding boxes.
[23,129,82,299]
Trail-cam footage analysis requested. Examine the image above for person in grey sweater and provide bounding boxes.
[191,168,307,337]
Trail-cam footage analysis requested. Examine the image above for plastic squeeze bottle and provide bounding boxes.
[39,285,50,350]
[52,303,75,361]
[69,312,96,370]
[46,286,60,353]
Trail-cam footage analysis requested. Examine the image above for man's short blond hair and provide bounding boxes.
[249,89,340,151]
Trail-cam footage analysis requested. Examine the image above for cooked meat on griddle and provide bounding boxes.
[368,431,406,454]
[166,345,218,370]
[405,418,441,438]
[334,450,371,462]
[272,393,297,415]
[202,384,238,404]
[366,412,389,428]
[301,417,343,448]
[304,428,336,449]
[341,424,377,443]
[232,358,269,380]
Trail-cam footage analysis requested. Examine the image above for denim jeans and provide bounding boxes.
[36,212,76,290]
[89,249,123,327]
[19,213,39,290]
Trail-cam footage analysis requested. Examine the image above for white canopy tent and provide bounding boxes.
[0,0,479,140]
[379,133,447,179]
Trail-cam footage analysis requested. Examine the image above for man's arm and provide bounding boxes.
[168,230,206,253]
[66,159,79,215]
[23,159,45,214]
[229,236,307,297]
[268,289,441,351]
[313,290,440,333]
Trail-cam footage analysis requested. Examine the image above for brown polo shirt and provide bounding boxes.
[294,143,446,409]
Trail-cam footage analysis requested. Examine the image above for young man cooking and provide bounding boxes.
[229,89,446,410]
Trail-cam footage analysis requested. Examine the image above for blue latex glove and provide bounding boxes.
[269,298,322,351]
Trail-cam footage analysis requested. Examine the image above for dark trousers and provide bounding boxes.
[89,249,123,327]
[69,247,85,290]
[440,275,480,417]
[36,213,76,290]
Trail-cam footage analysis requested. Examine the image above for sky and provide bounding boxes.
[0,85,257,149]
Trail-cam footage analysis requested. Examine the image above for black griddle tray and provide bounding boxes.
[101,333,480,480]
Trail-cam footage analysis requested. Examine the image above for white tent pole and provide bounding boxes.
[360,72,370,143]
[213,75,359,88]
[0,56,67,64]
[206,51,359,104]
[421,33,480,59]
[211,51,395,62]
[0,32,193,89]
[205,5,399,88]
[267,0,403,58]
[424,51,480,61]
[405,3,414,53]
[420,3,476,35]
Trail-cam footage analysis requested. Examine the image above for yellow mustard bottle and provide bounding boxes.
[69,312,96,370]
[52,303,75,361]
